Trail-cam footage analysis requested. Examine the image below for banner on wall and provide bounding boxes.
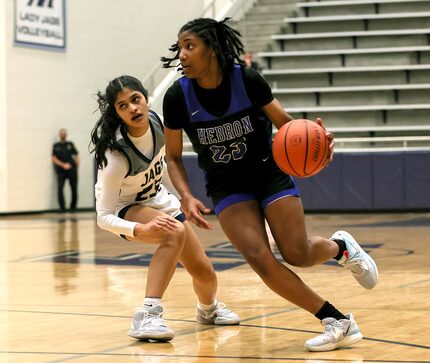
[14,0,66,50]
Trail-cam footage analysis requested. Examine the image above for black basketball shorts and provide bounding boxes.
[206,158,301,215]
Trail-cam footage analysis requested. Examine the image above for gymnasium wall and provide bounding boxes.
[1,0,205,213]
[182,151,430,211]
[0,0,6,212]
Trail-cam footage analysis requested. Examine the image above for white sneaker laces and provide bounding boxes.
[343,258,369,275]
[322,320,344,340]
[139,311,166,328]
[210,302,230,318]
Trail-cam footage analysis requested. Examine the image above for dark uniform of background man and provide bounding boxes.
[51,128,79,212]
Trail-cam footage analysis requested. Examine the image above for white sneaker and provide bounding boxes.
[331,230,378,289]
[304,313,363,352]
[196,302,240,325]
[128,305,175,341]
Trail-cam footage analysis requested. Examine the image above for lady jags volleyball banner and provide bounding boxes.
[14,0,66,49]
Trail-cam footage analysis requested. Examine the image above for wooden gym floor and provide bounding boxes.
[0,211,429,362]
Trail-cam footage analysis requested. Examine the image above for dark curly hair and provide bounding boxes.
[161,17,245,74]
[90,75,149,169]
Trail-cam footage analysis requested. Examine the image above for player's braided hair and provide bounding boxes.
[90,75,149,168]
[161,17,245,74]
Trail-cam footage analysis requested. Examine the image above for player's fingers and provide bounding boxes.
[315,117,325,129]
[161,224,177,232]
[155,217,178,231]
[327,140,335,163]
[164,217,179,226]
[162,221,178,231]
[195,201,211,215]
[190,212,212,230]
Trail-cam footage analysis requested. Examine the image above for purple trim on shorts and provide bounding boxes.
[260,186,301,210]
[214,193,255,215]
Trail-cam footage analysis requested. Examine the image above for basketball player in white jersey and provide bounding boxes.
[90,75,240,342]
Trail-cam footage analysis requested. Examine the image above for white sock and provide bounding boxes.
[198,299,217,311]
[140,297,162,311]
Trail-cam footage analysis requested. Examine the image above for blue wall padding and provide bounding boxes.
[373,152,405,209]
[182,151,430,211]
[405,151,430,209]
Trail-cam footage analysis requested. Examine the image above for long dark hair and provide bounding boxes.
[90,75,149,169]
[161,17,245,74]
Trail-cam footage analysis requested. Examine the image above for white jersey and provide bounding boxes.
[95,111,181,238]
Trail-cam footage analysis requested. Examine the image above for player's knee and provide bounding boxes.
[283,246,313,267]
[175,221,186,236]
[163,222,186,250]
[242,246,274,275]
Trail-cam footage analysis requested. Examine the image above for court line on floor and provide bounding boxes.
[240,324,430,350]
[3,304,430,349]
[36,308,300,363]
[2,307,429,351]
[398,278,430,288]
[1,307,428,362]
[0,351,429,363]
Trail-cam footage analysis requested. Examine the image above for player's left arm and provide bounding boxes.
[161,150,181,200]
[314,118,335,163]
[244,67,294,129]
[262,102,334,162]
[261,99,294,130]
[258,91,335,162]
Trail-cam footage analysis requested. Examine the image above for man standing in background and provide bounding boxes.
[52,128,79,212]
[243,52,261,72]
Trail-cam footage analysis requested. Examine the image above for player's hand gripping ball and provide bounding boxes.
[272,119,331,178]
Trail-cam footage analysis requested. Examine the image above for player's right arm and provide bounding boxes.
[164,127,212,230]
[95,151,139,237]
[97,151,180,238]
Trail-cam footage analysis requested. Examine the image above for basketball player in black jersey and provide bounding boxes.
[161,18,379,352]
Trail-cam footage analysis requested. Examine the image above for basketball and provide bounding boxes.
[272,119,330,178]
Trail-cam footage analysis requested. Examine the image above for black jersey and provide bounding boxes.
[52,141,78,172]
[164,65,274,177]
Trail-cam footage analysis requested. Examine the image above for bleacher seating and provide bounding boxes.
[255,0,430,150]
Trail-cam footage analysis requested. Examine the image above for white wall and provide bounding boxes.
[2,0,205,213]
[0,0,7,212]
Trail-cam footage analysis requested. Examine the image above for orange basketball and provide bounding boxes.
[272,119,330,178]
